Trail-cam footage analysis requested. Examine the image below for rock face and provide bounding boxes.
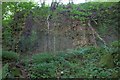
[18,13,97,53]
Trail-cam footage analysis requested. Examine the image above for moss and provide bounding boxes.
[99,53,114,68]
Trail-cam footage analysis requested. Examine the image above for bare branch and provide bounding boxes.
[88,20,106,46]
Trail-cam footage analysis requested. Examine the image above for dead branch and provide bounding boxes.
[88,20,107,46]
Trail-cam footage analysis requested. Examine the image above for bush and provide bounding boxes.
[29,62,57,78]
[56,52,74,60]
[111,40,120,48]
[32,53,55,64]
[77,46,96,54]
[2,51,19,61]
[24,43,120,78]
[27,45,120,78]
[106,41,120,67]
[20,56,31,67]
[110,40,120,54]
[99,53,114,68]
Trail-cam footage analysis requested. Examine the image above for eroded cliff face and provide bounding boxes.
[17,7,118,53]
[19,13,97,53]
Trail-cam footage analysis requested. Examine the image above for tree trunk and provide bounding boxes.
[47,14,50,52]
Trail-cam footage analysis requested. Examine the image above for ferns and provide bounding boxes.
[28,42,120,78]
[1,41,120,78]
[32,53,54,64]
[2,51,19,62]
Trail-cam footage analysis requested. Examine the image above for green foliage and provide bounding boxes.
[111,40,120,48]
[32,53,55,64]
[2,64,9,79]
[2,1,119,52]
[99,53,114,68]
[27,42,119,78]
[2,2,37,51]
[10,67,22,77]
[29,63,56,78]
[1,42,118,78]
[19,30,38,52]
[20,56,30,67]
[33,6,50,18]
[110,40,120,67]
[77,46,96,54]
[57,46,96,60]
[2,1,119,78]
[2,51,19,61]
[69,2,116,22]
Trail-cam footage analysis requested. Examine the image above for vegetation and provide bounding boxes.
[2,43,120,78]
[1,0,120,79]
[2,51,19,62]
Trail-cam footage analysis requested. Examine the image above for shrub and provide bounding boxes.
[10,67,22,77]
[77,46,96,54]
[29,62,57,78]
[110,40,120,54]
[56,52,74,60]
[27,43,120,78]
[32,53,55,64]
[99,53,114,68]
[2,51,19,61]
[20,56,30,67]
[111,40,120,48]
[27,46,120,78]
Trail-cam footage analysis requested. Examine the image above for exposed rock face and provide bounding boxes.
[18,13,102,53]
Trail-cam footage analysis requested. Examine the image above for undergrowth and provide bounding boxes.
[2,40,120,78]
